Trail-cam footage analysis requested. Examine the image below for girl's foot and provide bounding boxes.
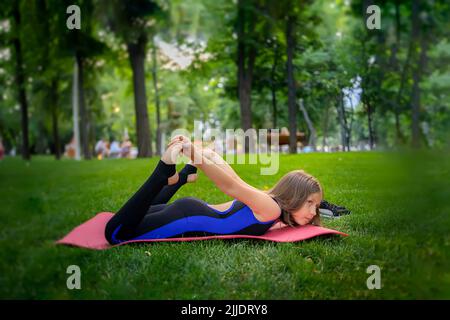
[161,140,183,165]
[167,172,179,185]
[179,161,198,184]
[186,173,198,183]
[161,141,183,185]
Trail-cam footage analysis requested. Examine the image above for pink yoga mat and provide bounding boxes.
[55,212,348,250]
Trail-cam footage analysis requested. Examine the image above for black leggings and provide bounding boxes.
[104,160,197,244]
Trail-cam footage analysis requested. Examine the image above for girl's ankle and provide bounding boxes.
[179,163,198,183]
[167,172,179,185]
[156,160,177,184]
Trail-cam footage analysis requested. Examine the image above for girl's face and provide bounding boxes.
[291,192,322,225]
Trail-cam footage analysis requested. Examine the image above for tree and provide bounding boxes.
[55,0,107,160]
[99,0,164,157]
[8,0,30,160]
[236,0,258,152]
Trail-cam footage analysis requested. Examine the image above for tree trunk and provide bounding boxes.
[410,0,427,149]
[286,15,298,154]
[360,33,375,150]
[346,93,355,151]
[151,38,162,156]
[127,35,153,158]
[378,1,402,143]
[393,39,413,145]
[299,98,316,151]
[12,1,30,160]
[337,94,347,151]
[270,82,278,129]
[237,0,255,153]
[50,79,61,159]
[361,0,377,150]
[337,91,353,151]
[389,0,401,69]
[392,0,400,67]
[367,101,375,149]
[270,44,279,129]
[72,59,81,160]
[76,53,91,159]
[322,105,329,151]
[391,0,411,145]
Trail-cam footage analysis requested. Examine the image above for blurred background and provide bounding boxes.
[0,0,448,161]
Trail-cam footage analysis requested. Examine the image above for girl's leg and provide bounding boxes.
[104,159,176,244]
[142,163,197,218]
[150,163,197,205]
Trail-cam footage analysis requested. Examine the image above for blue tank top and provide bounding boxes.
[214,199,278,225]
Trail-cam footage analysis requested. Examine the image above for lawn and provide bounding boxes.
[0,151,449,299]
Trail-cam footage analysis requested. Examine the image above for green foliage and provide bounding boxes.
[0,0,448,155]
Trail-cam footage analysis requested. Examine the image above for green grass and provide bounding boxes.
[0,151,449,299]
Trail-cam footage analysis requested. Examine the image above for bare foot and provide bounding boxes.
[161,141,183,165]
[186,173,198,183]
[168,172,179,185]
[178,160,198,183]
[186,160,198,183]
[161,141,183,185]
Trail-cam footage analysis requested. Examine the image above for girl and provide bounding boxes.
[104,135,323,245]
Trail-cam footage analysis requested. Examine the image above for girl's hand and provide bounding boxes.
[167,135,191,148]
[268,220,288,231]
[181,139,195,160]
[161,140,183,165]
[167,135,184,148]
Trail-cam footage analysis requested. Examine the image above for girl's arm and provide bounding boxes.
[201,148,245,183]
[169,134,242,185]
[183,142,281,221]
[184,143,240,195]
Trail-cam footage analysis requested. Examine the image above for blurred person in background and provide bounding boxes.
[64,136,76,159]
[109,138,122,159]
[120,137,132,159]
[95,137,110,160]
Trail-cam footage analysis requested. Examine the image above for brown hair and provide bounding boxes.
[265,170,323,227]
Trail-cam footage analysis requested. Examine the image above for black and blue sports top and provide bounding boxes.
[110,196,279,244]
